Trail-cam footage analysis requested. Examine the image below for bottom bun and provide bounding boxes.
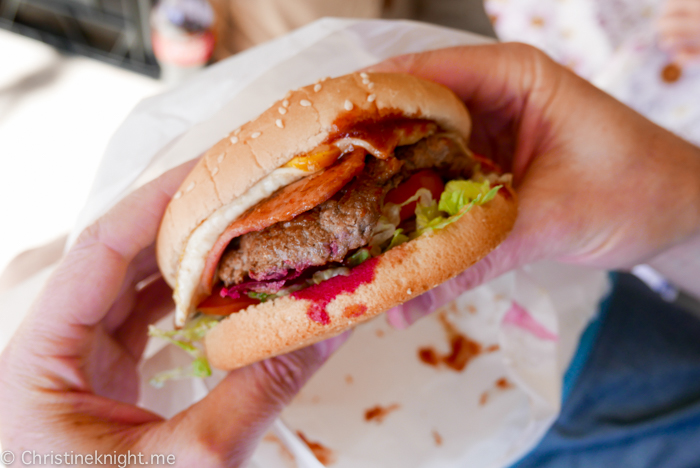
[204,190,517,370]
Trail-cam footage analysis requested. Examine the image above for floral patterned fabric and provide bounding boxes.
[485,0,700,146]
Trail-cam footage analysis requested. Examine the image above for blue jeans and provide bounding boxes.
[513,273,700,468]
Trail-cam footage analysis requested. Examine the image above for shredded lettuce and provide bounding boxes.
[438,180,500,216]
[274,283,305,297]
[248,291,273,302]
[387,228,409,249]
[149,357,212,388]
[367,181,501,254]
[347,248,371,266]
[369,216,399,252]
[311,267,350,284]
[148,315,219,387]
[398,187,434,211]
[415,180,501,236]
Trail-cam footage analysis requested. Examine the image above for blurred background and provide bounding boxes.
[2,1,700,465]
[0,0,495,278]
[2,0,698,285]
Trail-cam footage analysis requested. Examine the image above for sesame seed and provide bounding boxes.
[407,288,412,295]
[368,82,375,90]
[278,107,287,115]
[217,153,224,163]
[276,119,284,128]
[344,100,354,111]
[251,131,261,138]
[300,99,312,107]
[185,182,195,193]
[173,191,182,199]
[283,99,289,107]
[360,72,369,79]
[212,167,219,176]
[314,83,322,92]
[230,136,238,144]
[234,128,241,135]
[367,94,376,102]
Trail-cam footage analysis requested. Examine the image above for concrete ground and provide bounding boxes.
[0,28,163,274]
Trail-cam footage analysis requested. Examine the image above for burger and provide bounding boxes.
[150,72,517,382]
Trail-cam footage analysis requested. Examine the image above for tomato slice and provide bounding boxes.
[197,285,260,316]
[385,170,445,221]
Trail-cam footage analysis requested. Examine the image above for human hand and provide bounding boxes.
[0,161,346,466]
[658,0,700,64]
[371,44,700,327]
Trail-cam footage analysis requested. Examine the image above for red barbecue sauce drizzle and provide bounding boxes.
[291,257,379,325]
[328,116,435,158]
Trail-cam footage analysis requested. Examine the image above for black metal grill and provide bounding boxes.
[0,0,159,77]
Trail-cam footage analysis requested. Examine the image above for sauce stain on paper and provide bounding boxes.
[432,430,443,447]
[417,313,491,372]
[262,433,297,468]
[479,377,515,406]
[297,431,336,466]
[364,403,401,423]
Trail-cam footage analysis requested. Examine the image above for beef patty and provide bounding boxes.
[217,134,472,286]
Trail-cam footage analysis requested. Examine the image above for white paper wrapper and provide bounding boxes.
[0,18,610,468]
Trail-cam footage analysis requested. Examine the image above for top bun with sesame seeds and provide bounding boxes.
[154,72,517,371]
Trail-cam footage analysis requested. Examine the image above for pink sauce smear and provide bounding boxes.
[291,257,379,324]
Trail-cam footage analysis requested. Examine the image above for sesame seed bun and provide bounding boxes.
[155,72,518,369]
[157,73,471,291]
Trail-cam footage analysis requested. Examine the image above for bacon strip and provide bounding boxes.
[198,149,367,300]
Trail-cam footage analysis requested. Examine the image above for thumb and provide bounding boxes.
[147,333,349,466]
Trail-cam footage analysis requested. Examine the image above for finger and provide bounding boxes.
[661,0,700,17]
[658,17,700,48]
[13,160,196,386]
[34,160,195,330]
[0,389,164,455]
[675,47,700,63]
[115,276,175,360]
[369,43,565,182]
[101,244,161,333]
[143,333,349,465]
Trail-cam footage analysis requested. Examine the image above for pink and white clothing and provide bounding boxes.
[485,0,700,146]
